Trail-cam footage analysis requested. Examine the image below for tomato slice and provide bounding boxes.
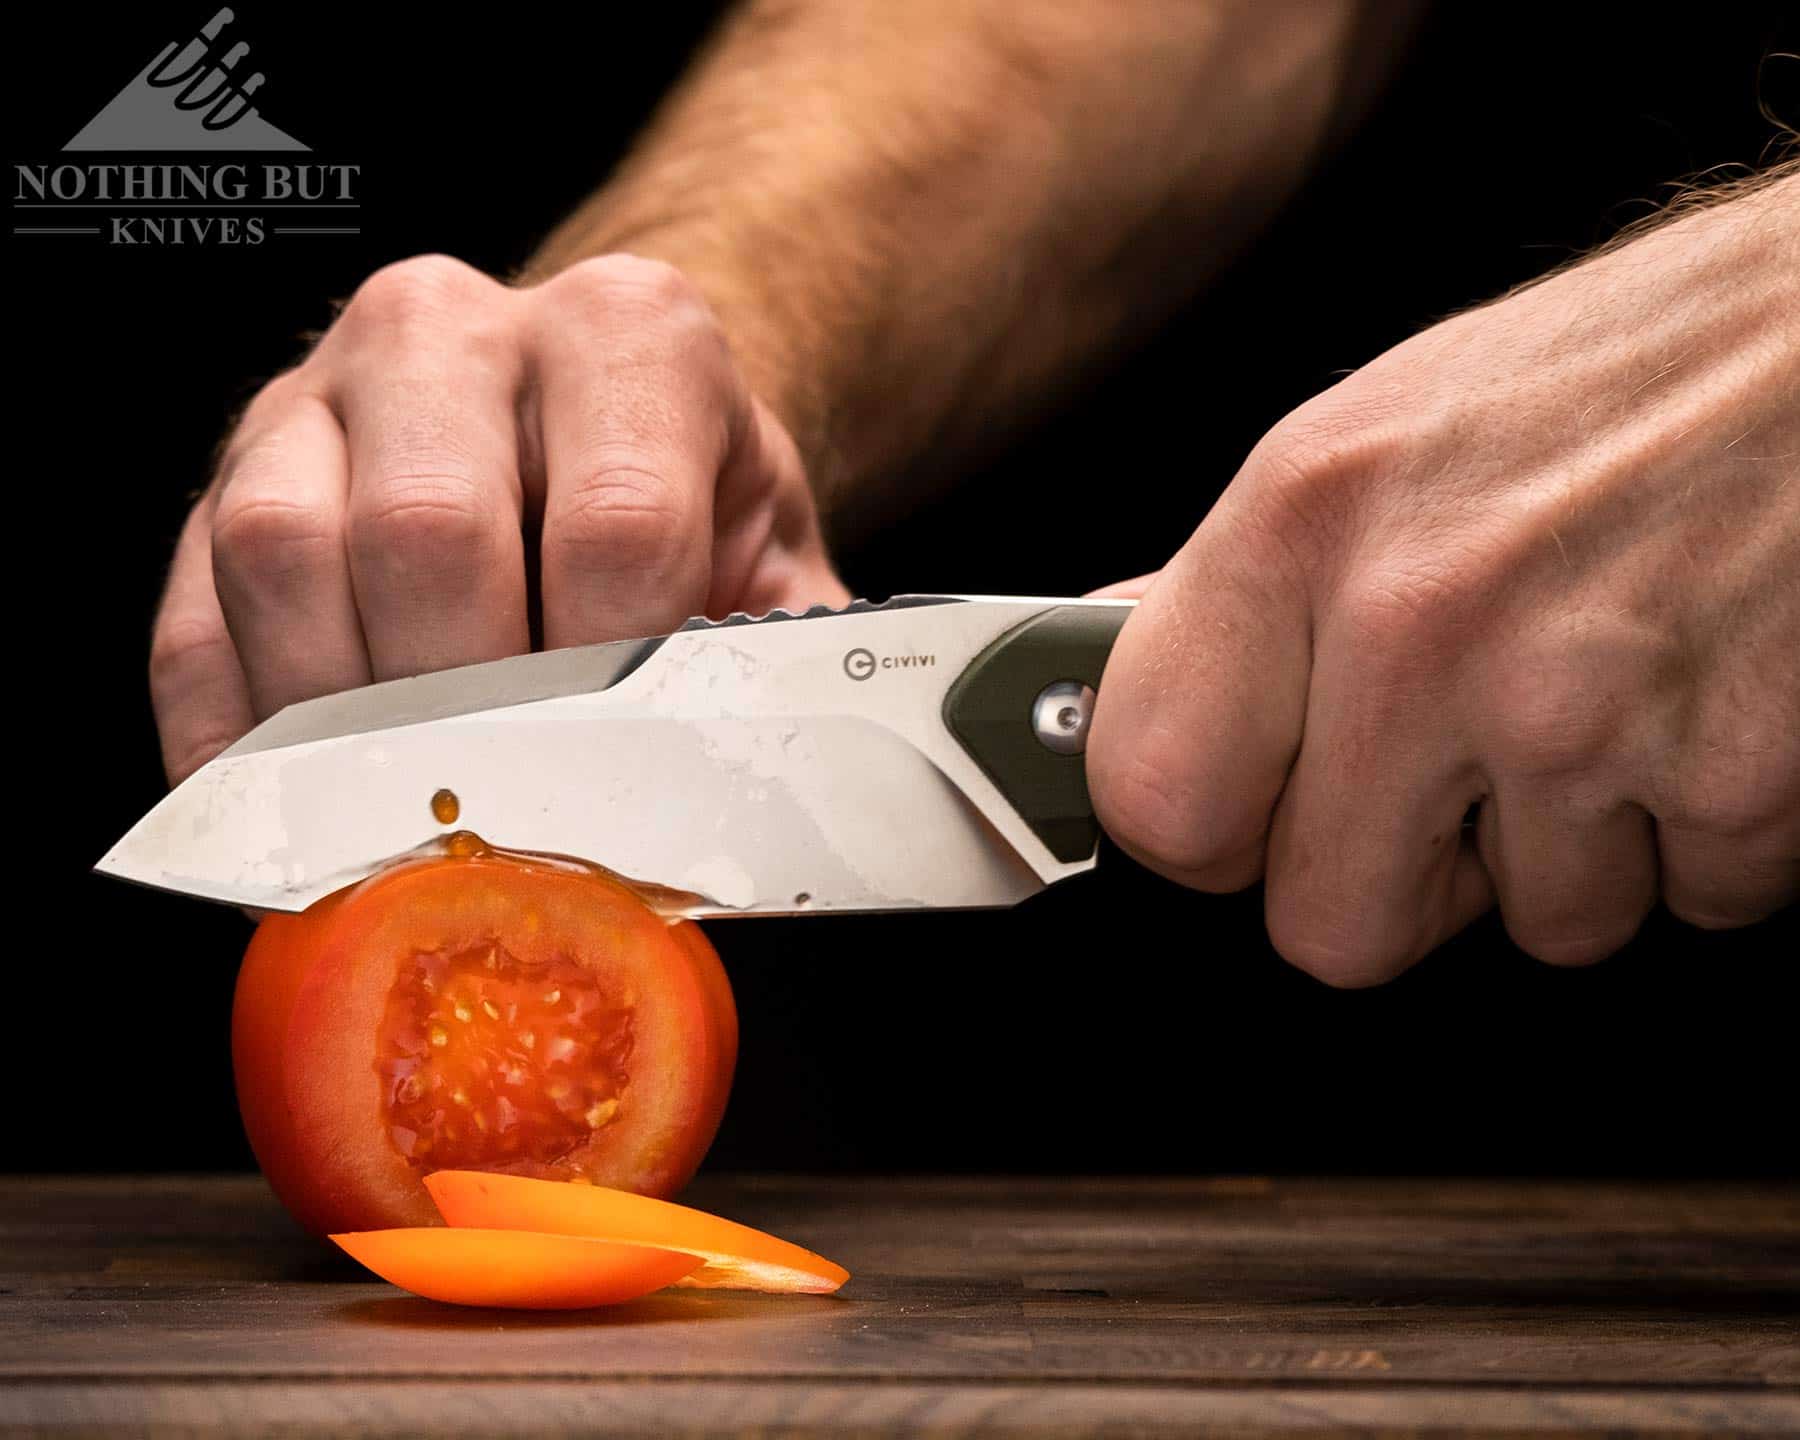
[331,1227,702,1308]
[233,842,736,1237]
[425,1170,849,1293]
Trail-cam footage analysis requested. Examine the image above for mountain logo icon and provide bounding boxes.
[65,8,308,152]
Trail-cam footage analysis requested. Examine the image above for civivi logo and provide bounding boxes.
[843,647,937,681]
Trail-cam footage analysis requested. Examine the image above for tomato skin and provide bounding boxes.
[234,892,354,1235]
[425,1170,848,1293]
[232,850,736,1237]
[330,1228,703,1309]
[670,918,739,1142]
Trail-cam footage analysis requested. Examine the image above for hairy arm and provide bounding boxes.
[150,0,1415,786]
[526,0,1417,518]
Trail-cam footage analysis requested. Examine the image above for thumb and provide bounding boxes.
[1086,572,1161,601]
[1088,473,1313,892]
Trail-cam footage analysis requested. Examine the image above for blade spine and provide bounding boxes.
[220,633,664,758]
[220,595,982,758]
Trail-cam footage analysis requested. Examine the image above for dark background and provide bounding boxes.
[9,4,1795,1177]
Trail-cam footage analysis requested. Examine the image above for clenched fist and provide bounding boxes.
[152,253,846,785]
[1091,174,1799,983]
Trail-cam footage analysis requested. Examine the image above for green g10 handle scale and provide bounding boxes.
[943,603,1132,863]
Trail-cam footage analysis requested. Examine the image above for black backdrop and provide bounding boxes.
[9,4,1795,1176]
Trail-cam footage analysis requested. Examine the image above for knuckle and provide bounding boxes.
[1664,905,1730,930]
[1267,920,1411,990]
[547,468,700,583]
[343,254,491,333]
[212,491,339,590]
[1670,773,1767,845]
[1265,893,1419,989]
[1664,892,1786,931]
[149,613,235,697]
[1255,399,1393,489]
[542,255,717,344]
[149,613,248,782]
[234,369,310,432]
[1508,921,1636,968]
[559,253,696,308]
[1240,402,1400,557]
[1091,740,1262,890]
[1332,568,1465,692]
[352,482,499,576]
[1672,706,1800,841]
[1484,661,1616,779]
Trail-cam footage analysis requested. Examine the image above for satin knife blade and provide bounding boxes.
[96,595,1133,916]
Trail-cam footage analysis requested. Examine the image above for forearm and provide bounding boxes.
[524,0,1416,516]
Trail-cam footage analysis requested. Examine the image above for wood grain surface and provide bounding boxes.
[1,1174,1796,1436]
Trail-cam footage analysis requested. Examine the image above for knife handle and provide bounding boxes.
[942,603,1132,863]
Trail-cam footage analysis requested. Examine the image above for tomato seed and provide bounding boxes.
[585,1099,620,1128]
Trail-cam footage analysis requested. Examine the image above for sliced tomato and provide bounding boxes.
[331,1227,702,1308]
[425,1170,849,1293]
[233,842,736,1237]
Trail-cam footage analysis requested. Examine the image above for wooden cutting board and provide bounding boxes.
[1,1174,1795,1435]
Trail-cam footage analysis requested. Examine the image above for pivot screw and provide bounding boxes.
[1032,680,1096,755]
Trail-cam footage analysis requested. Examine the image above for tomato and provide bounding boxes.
[331,1228,703,1309]
[232,841,737,1237]
[424,1170,849,1293]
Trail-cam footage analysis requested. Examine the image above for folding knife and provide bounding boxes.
[97,595,1134,916]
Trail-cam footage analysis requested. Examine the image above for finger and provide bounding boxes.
[211,389,371,718]
[1653,605,1800,927]
[334,262,529,679]
[1476,788,1657,965]
[709,397,850,617]
[1262,608,1494,986]
[1087,461,1313,893]
[532,257,725,648]
[150,499,255,785]
[1252,568,1490,986]
[1657,819,1800,930]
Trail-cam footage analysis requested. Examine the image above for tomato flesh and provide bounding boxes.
[233,842,736,1237]
[377,940,634,1172]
